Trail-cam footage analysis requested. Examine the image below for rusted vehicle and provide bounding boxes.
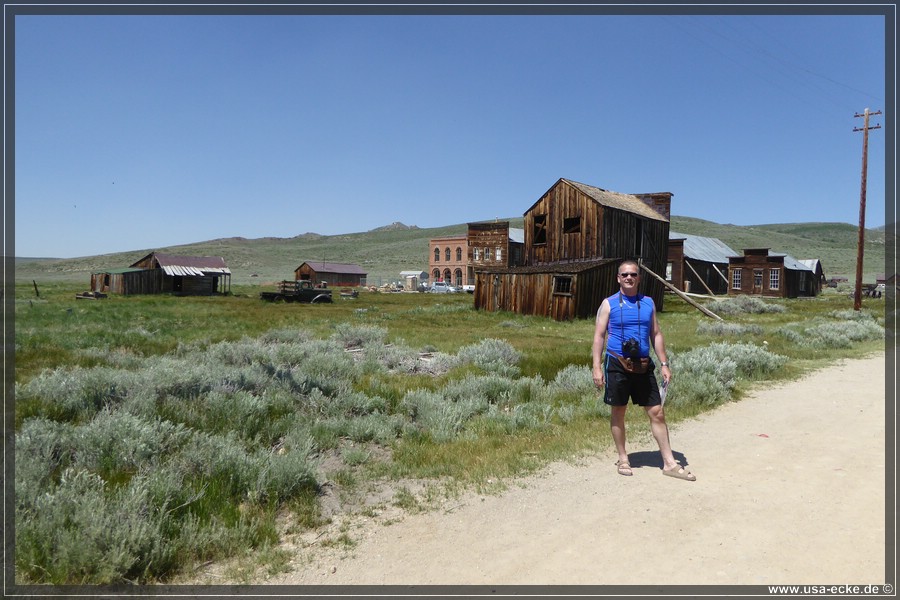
[260,280,333,303]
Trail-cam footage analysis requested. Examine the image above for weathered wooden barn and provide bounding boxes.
[727,248,817,298]
[668,231,738,296]
[91,252,231,295]
[474,178,672,321]
[295,261,367,287]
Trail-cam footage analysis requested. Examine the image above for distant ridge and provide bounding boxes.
[370,222,419,232]
[12,217,887,286]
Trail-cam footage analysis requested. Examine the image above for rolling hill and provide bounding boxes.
[12,217,889,286]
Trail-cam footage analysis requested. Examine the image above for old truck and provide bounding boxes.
[260,280,333,303]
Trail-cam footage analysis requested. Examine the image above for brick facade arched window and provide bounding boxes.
[434,248,440,262]
[456,247,462,261]
[445,247,451,261]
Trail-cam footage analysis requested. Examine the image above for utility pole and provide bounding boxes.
[852,108,882,311]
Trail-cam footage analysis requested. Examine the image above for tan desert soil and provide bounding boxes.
[204,353,889,587]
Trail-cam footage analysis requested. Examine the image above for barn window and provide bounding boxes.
[533,214,547,245]
[769,268,781,290]
[563,216,581,234]
[445,247,451,261]
[553,275,573,296]
[434,248,440,262]
[456,247,462,261]
[495,247,502,261]
[731,269,742,290]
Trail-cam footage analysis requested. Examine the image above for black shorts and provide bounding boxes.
[603,354,661,407]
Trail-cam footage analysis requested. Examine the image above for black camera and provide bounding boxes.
[622,338,641,359]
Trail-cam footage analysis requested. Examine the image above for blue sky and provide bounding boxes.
[11,7,890,258]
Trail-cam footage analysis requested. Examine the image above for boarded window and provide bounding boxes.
[563,216,581,234]
[533,215,547,245]
[553,275,573,296]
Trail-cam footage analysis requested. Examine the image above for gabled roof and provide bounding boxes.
[297,261,368,275]
[131,252,231,276]
[798,259,823,273]
[670,231,739,264]
[528,178,668,222]
[768,252,813,272]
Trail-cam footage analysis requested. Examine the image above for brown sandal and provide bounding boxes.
[616,460,633,476]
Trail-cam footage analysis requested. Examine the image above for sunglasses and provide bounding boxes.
[618,272,639,278]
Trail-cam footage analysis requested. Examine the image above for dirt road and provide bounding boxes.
[251,353,888,587]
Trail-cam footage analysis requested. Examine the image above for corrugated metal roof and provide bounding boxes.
[797,259,821,272]
[562,179,669,222]
[299,261,368,275]
[670,231,739,264]
[131,252,231,275]
[769,252,813,272]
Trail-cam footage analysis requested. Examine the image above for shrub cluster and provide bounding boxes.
[666,342,787,407]
[14,327,591,583]
[775,310,884,349]
[707,295,786,316]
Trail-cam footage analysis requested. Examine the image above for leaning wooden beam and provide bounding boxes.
[639,263,723,321]
[684,259,716,296]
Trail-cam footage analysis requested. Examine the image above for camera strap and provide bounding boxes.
[618,292,641,354]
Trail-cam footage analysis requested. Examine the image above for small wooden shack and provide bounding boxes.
[798,259,826,294]
[475,178,671,320]
[728,249,817,298]
[295,261,367,287]
[91,252,231,295]
[668,231,737,296]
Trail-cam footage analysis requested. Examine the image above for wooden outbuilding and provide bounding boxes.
[727,249,817,298]
[475,178,672,321]
[667,231,737,296]
[91,252,231,295]
[798,259,827,294]
[295,261,367,287]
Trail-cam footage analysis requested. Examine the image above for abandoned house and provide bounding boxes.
[798,259,827,294]
[473,178,672,321]
[727,248,818,298]
[667,231,738,296]
[294,261,367,287]
[91,252,231,295]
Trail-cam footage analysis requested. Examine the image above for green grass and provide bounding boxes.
[11,280,887,584]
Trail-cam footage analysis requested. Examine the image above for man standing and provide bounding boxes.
[591,259,695,481]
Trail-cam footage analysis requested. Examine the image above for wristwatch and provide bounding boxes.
[660,361,669,367]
